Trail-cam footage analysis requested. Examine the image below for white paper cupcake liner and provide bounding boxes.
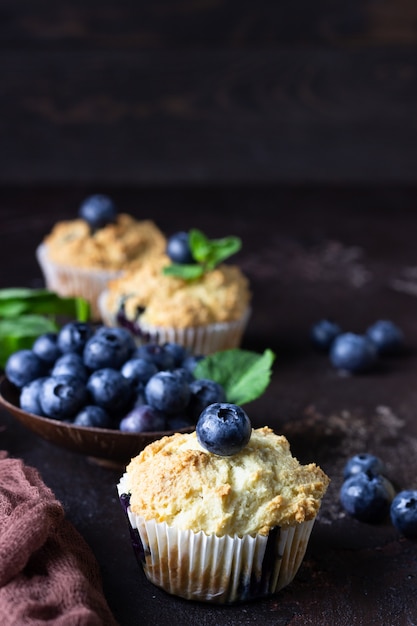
[98,290,251,355]
[117,476,315,604]
[36,244,123,321]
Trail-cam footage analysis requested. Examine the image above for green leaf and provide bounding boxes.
[194,348,275,406]
[0,315,59,368]
[162,263,205,280]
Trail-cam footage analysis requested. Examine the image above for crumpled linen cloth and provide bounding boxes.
[0,451,118,625]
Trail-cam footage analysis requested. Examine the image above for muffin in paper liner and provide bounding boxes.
[98,290,251,355]
[36,244,123,321]
[117,475,315,604]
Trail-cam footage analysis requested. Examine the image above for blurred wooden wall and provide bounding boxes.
[1,0,417,186]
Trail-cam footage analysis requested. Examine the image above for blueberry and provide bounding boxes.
[51,353,88,382]
[39,375,89,420]
[83,327,135,370]
[57,322,94,355]
[182,354,204,376]
[73,405,112,429]
[187,378,226,422]
[121,358,158,386]
[5,349,47,388]
[343,453,387,480]
[32,332,62,365]
[173,367,195,384]
[366,320,405,355]
[330,332,377,373]
[87,368,133,414]
[196,403,252,456]
[390,490,417,539]
[339,471,395,523]
[166,231,194,264]
[133,344,176,371]
[145,371,191,414]
[119,405,167,433]
[162,342,189,367]
[78,194,117,230]
[20,377,48,415]
[310,319,342,351]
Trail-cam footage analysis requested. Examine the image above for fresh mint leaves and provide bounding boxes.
[194,348,275,406]
[0,288,90,368]
[163,229,242,280]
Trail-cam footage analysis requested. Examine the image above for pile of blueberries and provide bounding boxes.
[4,321,227,433]
[340,453,417,539]
[310,319,405,373]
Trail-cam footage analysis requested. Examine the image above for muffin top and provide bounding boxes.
[42,214,166,271]
[104,254,251,327]
[124,427,330,536]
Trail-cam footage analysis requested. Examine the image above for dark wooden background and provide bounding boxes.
[1,0,417,186]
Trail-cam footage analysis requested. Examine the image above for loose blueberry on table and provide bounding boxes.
[310,319,342,351]
[343,453,388,480]
[366,320,405,355]
[390,490,417,539]
[339,470,395,523]
[330,332,377,373]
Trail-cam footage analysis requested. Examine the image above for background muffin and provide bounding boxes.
[117,404,330,604]
[99,229,252,354]
[36,194,166,319]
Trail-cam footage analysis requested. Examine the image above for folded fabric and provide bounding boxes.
[0,452,118,625]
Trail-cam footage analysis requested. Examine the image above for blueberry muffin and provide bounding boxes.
[117,404,330,604]
[36,194,166,319]
[99,230,252,354]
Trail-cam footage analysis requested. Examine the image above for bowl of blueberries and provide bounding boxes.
[0,321,228,468]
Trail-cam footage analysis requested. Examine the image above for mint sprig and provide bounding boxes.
[194,348,275,406]
[163,229,242,280]
[0,288,91,368]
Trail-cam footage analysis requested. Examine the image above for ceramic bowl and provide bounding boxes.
[0,377,193,469]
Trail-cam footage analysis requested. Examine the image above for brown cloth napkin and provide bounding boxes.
[0,452,118,625]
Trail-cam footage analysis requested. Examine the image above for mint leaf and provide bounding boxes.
[162,229,242,280]
[194,348,275,406]
[0,315,59,368]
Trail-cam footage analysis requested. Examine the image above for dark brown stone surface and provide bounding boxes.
[1,185,417,625]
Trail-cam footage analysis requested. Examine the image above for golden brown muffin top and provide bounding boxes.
[43,214,166,271]
[104,254,251,327]
[125,427,330,536]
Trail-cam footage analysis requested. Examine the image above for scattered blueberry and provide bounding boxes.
[310,319,342,351]
[343,453,387,480]
[57,322,94,355]
[134,344,176,371]
[330,333,377,373]
[32,332,62,365]
[366,320,405,355]
[162,342,189,367]
[78,194,117,230]
[5,350,47,388]
[145,371,191,414]
[166,231,194,264]
[73,405,113,428]
[196,403,252,456]
[119,405,166,433]
[390,490,417,539]
[182,354,204,376]
[339,470,395,523]
[39,375,89,420]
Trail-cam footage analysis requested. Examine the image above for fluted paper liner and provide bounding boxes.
[117,476,315,604]
[99,290,251,355]
[36,244,123,320]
